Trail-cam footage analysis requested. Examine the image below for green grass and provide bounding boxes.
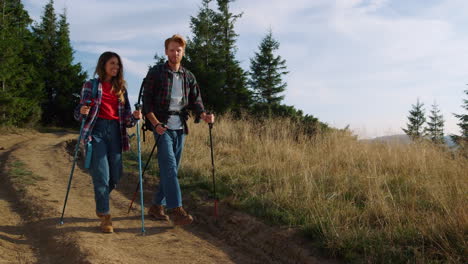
[9,160,45,189]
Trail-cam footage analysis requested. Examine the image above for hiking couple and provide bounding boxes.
[74,34,214,233]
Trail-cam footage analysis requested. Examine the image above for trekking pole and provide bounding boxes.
[134,103,145,234]
[60,100,91,225]
[127,124,165,213]
[208,121,218,218]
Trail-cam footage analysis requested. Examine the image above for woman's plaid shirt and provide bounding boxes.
[74,79,137,151]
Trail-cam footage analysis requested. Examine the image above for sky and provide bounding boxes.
[23,0,468,139]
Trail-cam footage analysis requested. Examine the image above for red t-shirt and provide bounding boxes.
[98,81,119,120]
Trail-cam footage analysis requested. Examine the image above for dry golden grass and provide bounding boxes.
[132,114,467,263]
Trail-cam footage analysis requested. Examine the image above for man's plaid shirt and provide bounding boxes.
[142,62,205,133]
[74,79,137,151]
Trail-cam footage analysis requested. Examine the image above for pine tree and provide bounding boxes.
[185,0,224,112]
[32,2,86,126]
[185,0,251,114]
[0,0,43,126]
[53,10,86,126]
[425,102,445,144]
[248,30,288,106]
[153,53,166,65]
[214,0,251,113]
[402,99,426,141]
[451,89,468,147]
[33,0,59,125]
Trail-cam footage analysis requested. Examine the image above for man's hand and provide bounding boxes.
[154,123,167,135]
[201,112,215,124]
[133,110,142,119]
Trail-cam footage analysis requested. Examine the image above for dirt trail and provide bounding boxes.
[0,134,38,264]
[0,131,335,264]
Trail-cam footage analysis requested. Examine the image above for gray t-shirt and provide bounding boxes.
[166,71,184,129]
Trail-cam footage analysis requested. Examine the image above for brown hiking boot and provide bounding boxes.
[148,205,169,221]
[170,207,193,226]
[97,214,113,233]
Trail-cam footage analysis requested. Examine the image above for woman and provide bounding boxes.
[74,51,142,233]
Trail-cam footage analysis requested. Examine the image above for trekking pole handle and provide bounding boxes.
[134,103,142,111]
[154,123,167,131]
[206,112,214,129]
[82,100,92,118]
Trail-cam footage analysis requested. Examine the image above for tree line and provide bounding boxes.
[0,0,86,127]
[403,90,468,150]
[171,0,327,133]
[7,0,467,145]
[1,0,326,133]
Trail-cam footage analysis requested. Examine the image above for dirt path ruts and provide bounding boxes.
[1,132,252,263]
[0,131,336,264]
[0,134,38,264]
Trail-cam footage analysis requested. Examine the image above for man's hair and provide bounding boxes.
[165,34,186,50]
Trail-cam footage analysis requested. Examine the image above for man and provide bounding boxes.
[142,34,214,225]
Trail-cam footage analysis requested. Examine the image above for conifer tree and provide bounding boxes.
[248,30,288,106]
[214,0,251,113]
[33,0,59,124]
[185,0,251,113]
[54,11,86,126]
[451,90,468,147]
[185,0,223,111]
[33,1,86,126]
[0,0,43,126]
[153,53,166,66]
[425,102,445,144]
[402,99,426,141]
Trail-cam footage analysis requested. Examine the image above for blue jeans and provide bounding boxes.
[89,118,122,215]
[152,129,185,209]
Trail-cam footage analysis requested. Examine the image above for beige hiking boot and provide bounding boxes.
[148,205,169,221]
[170,207,193,226]
[97,214,113,233]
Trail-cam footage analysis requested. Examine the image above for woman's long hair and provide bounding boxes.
[94,51,126,103]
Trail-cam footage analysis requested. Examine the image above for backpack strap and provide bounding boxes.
[91,78,99,99]
[138,78,149,142]
[84,78,99,169]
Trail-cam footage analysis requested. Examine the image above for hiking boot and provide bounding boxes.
[170,207,193,226]
[148,205,169,221]
[97,214,113,233]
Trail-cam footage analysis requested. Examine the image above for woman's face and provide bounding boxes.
[105,56,120,78]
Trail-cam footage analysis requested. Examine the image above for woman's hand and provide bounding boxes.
[133,110,142,120]
[80,105,91,115]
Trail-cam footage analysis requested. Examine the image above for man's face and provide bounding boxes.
[165,41,184,65]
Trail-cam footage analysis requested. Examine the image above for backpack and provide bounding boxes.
[139,64,175,139]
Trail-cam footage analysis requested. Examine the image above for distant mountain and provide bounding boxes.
[370,134,411,144]
[364,134,457,147]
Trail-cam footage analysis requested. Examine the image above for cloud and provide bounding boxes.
[23,0,467,137]
[233,0,327,32]
[121,57,149,78]
[26,0,196,42]
[75,44,153,57]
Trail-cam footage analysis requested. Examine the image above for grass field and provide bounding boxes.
[126,115,467,263]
